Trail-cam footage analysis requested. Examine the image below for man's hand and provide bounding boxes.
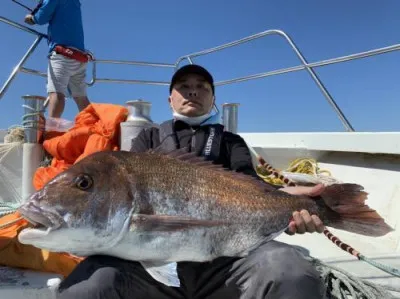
[280,184,325,235]
[24,14,35,25]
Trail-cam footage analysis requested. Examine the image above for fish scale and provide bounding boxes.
[17,148,393,287]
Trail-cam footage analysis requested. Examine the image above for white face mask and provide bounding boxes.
[172,105,220,126]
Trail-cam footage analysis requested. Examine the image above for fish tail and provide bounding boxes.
[320,183,393,237]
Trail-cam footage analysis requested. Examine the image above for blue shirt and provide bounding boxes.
[33,0,85,53]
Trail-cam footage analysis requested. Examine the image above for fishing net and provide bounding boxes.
[0,127,25,215]
[0,118,73,220]
[310,258,400,299]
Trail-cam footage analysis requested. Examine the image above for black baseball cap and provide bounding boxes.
[169,64,215,94]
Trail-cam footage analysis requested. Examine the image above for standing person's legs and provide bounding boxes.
[47,52,70,118]
[68,61,90,112]
[46,92,65,118]
[73,95,90,112]
[179,240,326,299]
[47,52,90,118]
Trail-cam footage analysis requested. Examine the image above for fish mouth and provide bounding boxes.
[18,202,64,232]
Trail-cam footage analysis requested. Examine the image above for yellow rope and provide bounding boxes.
[256,165,284,185]
[256,157,332,186]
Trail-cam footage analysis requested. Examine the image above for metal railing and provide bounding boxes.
[87,59,176,87]
[1,15,400,131]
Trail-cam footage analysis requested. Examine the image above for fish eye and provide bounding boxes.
[75,174,93,190]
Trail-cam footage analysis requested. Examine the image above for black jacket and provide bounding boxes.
[130,120,261,179]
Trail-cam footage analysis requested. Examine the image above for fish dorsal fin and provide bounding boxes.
[149,147,218,165]
[147,147,278,192]
[149,146,186,155]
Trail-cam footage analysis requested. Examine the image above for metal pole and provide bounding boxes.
[120,100,156,151]
[16,42,400,89]
[87,61,97,86]
[278,31,355,132]
[20,67,47,77]
[222,103,240,133]
[94,59,175,68]
[0,35,43,99]
[214,43,400,86]
[21,95,45,201]
[92,78,169,86]
[0,16,47,37]
[125,99,153,123]
[11,0,33,12]
[21,95,46,143]
[174,29,356,132]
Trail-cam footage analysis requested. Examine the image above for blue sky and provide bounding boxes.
[0,0,399,132]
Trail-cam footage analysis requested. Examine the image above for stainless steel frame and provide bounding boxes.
[1,15,400,131]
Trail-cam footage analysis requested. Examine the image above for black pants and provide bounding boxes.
[56,240,326,299]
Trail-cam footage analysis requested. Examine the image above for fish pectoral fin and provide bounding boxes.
[140,261,180,287]
[130,214,226,232]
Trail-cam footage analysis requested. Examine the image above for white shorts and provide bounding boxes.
[47,51,87,98]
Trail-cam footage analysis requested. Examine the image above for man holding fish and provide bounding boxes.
[17,64,392,299]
